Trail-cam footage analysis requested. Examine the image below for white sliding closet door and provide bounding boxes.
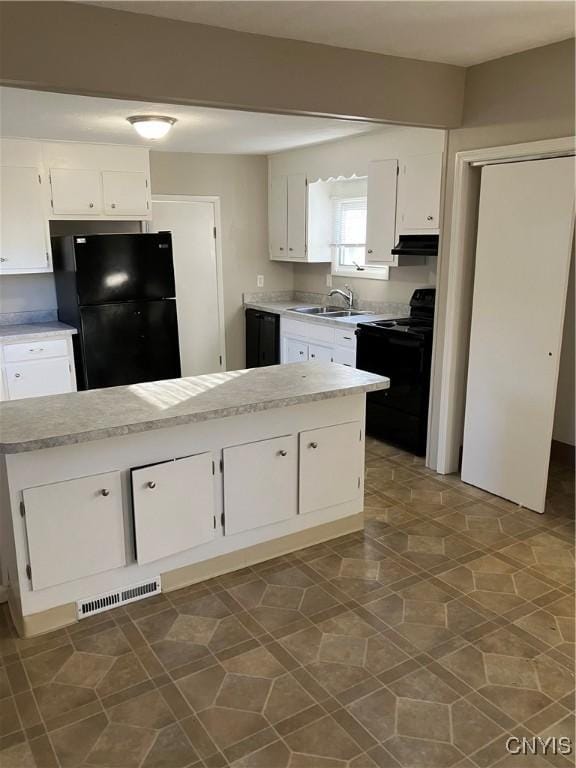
[461,157,575,513]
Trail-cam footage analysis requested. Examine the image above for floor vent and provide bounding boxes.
[76,577,161,619]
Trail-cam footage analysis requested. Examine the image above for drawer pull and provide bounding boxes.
[147,481,156,489]
[28,348,44,353]
[100,489,110,497]
[309,442,318,449]
[277,450,288,457]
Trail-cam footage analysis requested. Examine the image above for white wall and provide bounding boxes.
[269,126,445,305]
[553,246,575,446]
[149,152,293,371]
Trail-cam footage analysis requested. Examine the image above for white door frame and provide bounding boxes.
[150,194,227,371]
[433,136,575,474]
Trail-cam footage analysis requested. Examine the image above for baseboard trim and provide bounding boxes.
[551,439,575,468]
[11,513,363,638]
[162,512,364,593]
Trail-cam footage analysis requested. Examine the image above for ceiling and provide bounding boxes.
[0,88,381,154]
[91,1,575,67]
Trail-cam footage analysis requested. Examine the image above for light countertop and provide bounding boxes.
[244,300,408,328]
[0,322,77,342]
[0,362,389,454]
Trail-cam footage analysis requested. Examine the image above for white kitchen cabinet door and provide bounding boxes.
[23,471,125,590]
[397,154,442,233]
[287,174,307,260]
[223,435,298,535]
[5,358,73,400]
[0,166,50,272]
[131,453,215,564]
[365,159,398,265]
[299,421,362,514]
[50,168,102,215]
[461,157,575,513]
[102,171,149,215]
[270,175,288,259]
[308,343,333,362]
[284,338,308,363]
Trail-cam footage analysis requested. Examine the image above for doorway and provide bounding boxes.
[433,137,575,512]
[150,196,226,376]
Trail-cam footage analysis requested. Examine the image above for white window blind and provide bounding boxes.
[332,196,367,268]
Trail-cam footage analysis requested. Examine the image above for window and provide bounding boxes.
[329,178,388,280]
[332,197,367,269]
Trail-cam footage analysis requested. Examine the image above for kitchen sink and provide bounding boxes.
[328,310,373,317]
[289,307,373,317]
[290,306,343,314]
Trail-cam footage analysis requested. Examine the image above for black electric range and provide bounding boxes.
[356,289,435,456]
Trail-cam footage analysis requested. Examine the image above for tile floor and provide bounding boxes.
[0,438,574,768]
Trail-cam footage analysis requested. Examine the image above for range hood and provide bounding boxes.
[391,234,439,257]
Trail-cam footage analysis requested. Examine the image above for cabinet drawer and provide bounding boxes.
[4,338,68,362]
[224,435,297,535]
[333,346,356,367]
[281,318,335,344]
[334,328,356,349]
[23,471,125,590]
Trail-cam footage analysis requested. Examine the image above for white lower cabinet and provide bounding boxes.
[5,358,73,400]
[284,338,308,363]
[308,343,333,362]
[300,422,362,514]
[223,435,298,535]
[131,453,216,565]
[281,318,357,367]
[23,471,125,590]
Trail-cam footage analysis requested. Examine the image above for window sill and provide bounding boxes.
[331,266,390,281]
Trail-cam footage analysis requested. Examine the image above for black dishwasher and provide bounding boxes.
[245,309,280,367]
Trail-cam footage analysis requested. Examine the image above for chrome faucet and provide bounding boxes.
[328,284,354,309]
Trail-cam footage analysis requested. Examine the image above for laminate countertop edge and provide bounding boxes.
[0,363,389,454]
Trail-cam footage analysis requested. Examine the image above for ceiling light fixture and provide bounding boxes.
[127,115,177,140]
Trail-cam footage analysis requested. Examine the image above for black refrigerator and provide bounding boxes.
[52,233,181,390]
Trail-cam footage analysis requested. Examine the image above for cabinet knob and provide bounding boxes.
[89,203,94,208]
[426,215,434,221]
[278,450,288,457]
[147,481,156,489]
[14,373,21,378]
[310,353,315,359]
[0,257,7,262]
[279,247,284,251]
[309,442,318,449]
[367,249,373,254]
[111,203,116,209]
[100,489,110,497]
[289,247,294,252]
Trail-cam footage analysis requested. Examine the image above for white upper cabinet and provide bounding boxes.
[269,175,288,259]
[269,173,327,262]
[286,173,307,260]
[0,165,51,273]
[102,171,149,216]
[50,168,103,215]
[365,159,398,266]
[396,153,443,234]
[43,142,151,221]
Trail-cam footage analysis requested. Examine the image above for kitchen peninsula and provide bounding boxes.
[0,362,388,637]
